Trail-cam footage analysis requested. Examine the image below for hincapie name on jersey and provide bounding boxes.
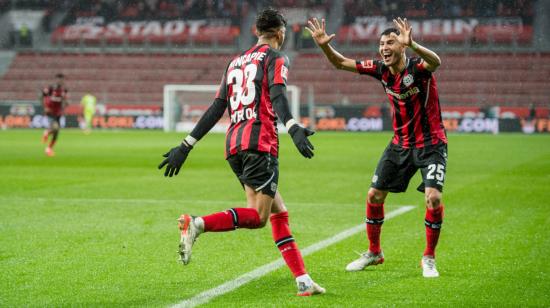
[229,52,267,69]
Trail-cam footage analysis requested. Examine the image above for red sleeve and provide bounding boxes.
[415,59,426,71]
[268,54,289,87]
[412,57,431,76]
[273,57,288,85]
[410,57,432,78]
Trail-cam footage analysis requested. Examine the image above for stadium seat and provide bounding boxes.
[290,53,549,106]
[1,52,548,107]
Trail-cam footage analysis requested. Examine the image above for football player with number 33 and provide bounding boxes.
[158,8,324,296]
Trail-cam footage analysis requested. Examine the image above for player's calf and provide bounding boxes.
[424,204,443,257]
[271,212,306,277]
[422,203,443,277]
[201,208,261,231]
[42,130,49,143]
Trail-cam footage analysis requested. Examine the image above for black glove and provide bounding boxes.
[288,124,315,158]
[158,141,193,177]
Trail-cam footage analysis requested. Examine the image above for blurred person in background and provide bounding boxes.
[308,16,447,278]
[80,93,97,134]
[41,73,69,157]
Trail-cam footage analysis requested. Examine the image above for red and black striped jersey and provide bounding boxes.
[356,57,447,148]
[216,44,289,158]
[42,84,68,116]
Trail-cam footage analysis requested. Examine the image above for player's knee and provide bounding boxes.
[425,190,442,208]
[368,188,386,204]
[257,215,269,228]
[254,208,270,228]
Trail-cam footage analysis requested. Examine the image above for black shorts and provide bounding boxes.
[371,142,448,193]
[227,151,279,198]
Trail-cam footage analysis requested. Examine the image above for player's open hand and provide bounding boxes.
[391,17,413,47]
[158,142,193,177]
[305,17,335,47]
[288,124,315,159]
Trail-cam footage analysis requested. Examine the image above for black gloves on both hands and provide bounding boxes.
[288,124,315,159]
[158,141,193,177]
[159,125,314,177]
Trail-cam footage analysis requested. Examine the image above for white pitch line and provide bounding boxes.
[171,205,415,308]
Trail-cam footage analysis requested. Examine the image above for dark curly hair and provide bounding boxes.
[256,7,287,34]
[380,27,400,38]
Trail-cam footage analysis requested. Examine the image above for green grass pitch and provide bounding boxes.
[1,129,549,307]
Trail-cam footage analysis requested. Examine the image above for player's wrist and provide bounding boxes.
[184,135,196,146]
[285,119,298,131]
[410,41,419,51]
[181,135,196,150]
[318,39,329,47]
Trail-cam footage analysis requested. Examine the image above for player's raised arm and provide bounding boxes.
[392,17,441,72]
[158,79,228,177]
[305,18,357,73]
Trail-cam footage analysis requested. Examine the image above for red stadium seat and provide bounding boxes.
[474,25,533,44]
[290,53,549,106]
[2,52,548,107]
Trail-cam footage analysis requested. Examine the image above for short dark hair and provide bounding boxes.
[55,73,64,79]
[380,28,400,38]
[256,7,287,34]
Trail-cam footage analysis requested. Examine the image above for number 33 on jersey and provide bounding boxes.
[216,44,290,158]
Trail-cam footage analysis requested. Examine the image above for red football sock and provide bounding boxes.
[366,202,384,254]
[48,139,56,148]
[270,212,306,278]
[202,208,261,232]
[424,205,444,257]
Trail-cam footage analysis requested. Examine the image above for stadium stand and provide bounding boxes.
[1,51,547,108]
[338,0,535,46]
[48,0,252,47]
[343,0,534,22]
[0,0,547,112]
[291,52,549,106]
[0,52,229,104]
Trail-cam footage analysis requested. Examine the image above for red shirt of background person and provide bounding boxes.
[41,73,68,157]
